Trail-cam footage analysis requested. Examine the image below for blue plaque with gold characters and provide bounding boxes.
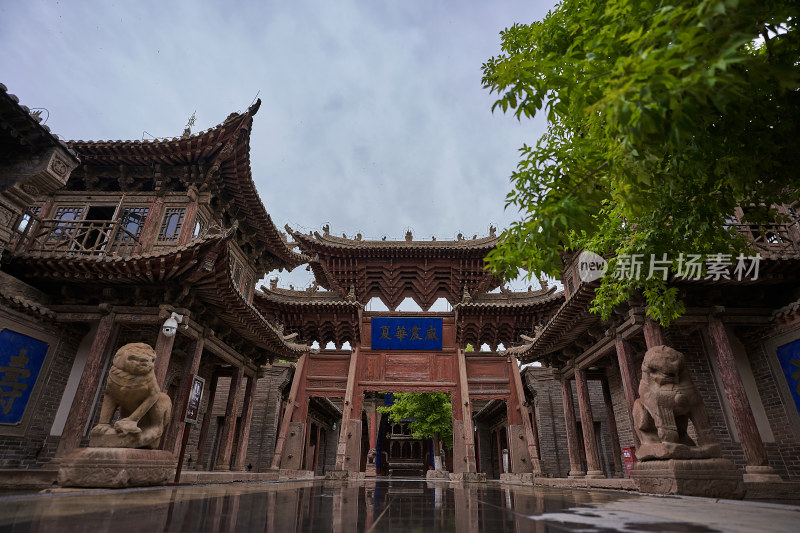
[0,330,49,425]
[371,317,443,350]
[777,339,800,415]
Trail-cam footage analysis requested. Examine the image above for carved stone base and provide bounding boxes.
[743,465,783,483]
[55,448,176,488]
[449,472,486,482]
[325,470,352,481]
[636,441,720,461]
[631,458,744,499]
[88,429,158,450]
[500,472,534,484]
[426,469,450,480]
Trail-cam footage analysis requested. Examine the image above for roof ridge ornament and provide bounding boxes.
[537,274,549,291]
[461,285,472,304]
[182,111,196,138]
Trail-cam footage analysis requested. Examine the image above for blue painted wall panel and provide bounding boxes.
[0,329,49,425]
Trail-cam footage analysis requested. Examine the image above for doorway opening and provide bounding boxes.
[304,396,341,475]
[371,392,453,477]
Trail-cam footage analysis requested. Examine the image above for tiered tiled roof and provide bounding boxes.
[67,100,305,271]
[456,286,565,350]
[0,83,79,165]
[502,281,599,364]
[504,253,800,364]
[8,231,308,361]
[253,283,361,348]
[290,229,499,254]
[286,226,503,309]
[10,231,229,283]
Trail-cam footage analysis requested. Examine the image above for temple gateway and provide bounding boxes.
[1,84,799,496]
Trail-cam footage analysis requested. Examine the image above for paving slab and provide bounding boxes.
[0,477,797,532]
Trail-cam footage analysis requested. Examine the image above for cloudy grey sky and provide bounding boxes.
[1,0,556,291]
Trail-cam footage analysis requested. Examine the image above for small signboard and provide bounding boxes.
[371,317,443,351]
[184,375,205,424]
[0,329,49,425]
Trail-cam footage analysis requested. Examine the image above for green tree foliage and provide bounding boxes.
[378,393,453,449]
[482,0,799,324]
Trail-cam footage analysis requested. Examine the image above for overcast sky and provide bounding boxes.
[1,0,556,291]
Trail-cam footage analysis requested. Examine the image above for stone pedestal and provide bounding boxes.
[325,470,352,481]
[426,469,450,480]
[56,448,177,488]
[631,458,744,499]
[449,472,486,482]
[743,465,784,483]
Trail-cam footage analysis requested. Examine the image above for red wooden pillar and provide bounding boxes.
[163,336,204,454]
[614,334,641,447]
[138,196,165,253]
[560,377,584,478]
[312,424,322,474]
[601,378,624,477]
[272,354,308,470]
[456,348,477,473]
[643,317,665,349]
[154,322,178,390]
[195,372,220,470]
[495,429,503,474]
[336,347,361,472]
[364,396,379,477]
[177,188,199,246]
[510,357,541,473]
[574,368,605,478]
[214,366,245,471]
[706,313,780,480]
[56,311,118,456]
[232,374,258,471]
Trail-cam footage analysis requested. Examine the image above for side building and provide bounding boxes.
[0,86,308,482]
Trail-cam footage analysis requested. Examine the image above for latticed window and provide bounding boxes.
[158,208,185,242]
[117,207,149,242]
[192,215,207,238]
[54,206,83,221]
[52,206,83,239]
[243,274,254,298]
[16,206,41,233]
[231,261,243,289]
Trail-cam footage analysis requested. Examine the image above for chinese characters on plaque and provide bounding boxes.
[371,318,443,350]
[0,330,49,425]
[184,375,205,424]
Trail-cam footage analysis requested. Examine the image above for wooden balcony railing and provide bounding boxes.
[15,218,141,257]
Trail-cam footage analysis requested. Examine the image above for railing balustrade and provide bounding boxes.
[15,218,141,257]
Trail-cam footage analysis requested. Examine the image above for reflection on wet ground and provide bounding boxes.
[0,478,798,532]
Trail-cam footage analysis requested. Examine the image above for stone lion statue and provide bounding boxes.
[632,345,720,461]
[89,343,172,449]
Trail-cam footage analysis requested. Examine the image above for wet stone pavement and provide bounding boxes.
[0,479,798,532]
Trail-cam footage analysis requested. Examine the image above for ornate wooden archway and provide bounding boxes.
[255,230,564,477]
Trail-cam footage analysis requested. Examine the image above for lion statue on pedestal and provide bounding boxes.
[89,343,172,449]
[632,345,720,461]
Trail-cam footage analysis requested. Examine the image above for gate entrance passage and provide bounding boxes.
[254,228,564,478]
